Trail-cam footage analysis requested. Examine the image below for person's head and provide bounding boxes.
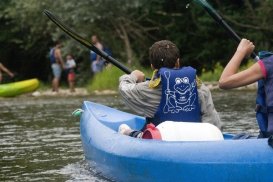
[149,40,180,70]
[91,35,100,44]
[66,54,73,61]
[55,40,62,48]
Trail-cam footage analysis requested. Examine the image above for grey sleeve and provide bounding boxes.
[119,74,161,117]
[198,84,222,129]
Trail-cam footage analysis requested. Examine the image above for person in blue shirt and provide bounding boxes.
[90,35,105,73]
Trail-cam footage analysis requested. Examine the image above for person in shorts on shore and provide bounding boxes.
[49,41,64,92]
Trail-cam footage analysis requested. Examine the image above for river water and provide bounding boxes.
[0,90,258,181]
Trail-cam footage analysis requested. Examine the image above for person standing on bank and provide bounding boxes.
[64,54,76,92]
[90,35,105,73]
[49,41,64,92]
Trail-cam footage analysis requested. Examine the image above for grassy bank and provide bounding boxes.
[87,65,152,92]
[87,61,254,92]
[87,66,124,92]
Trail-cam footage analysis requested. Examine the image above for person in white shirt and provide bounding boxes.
[65,54,76,92]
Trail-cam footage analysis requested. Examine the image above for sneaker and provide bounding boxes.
[118,124,133,135]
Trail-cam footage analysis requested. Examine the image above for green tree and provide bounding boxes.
[1,0,273,81]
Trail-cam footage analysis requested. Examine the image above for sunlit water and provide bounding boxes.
[0,90,258,181]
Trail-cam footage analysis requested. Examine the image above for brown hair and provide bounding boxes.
[149,40,180,69]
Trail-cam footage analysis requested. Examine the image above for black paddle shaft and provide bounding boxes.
[202,4,259,61]
[44,10,132,74]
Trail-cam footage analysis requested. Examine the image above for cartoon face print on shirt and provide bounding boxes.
[163,71,197,114]
[174,77,193,103]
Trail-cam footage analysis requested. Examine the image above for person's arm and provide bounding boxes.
[119,70,161,117]
[0,63,14,77]
[219,39,263,89]
[119,70,146,100]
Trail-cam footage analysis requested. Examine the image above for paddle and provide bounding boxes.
[43,10,132,74]
[193,0,260,61]
[163,71,171,113]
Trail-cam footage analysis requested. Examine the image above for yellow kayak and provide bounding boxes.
[0,79,39,97]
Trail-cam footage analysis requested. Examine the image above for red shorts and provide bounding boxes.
[68,72,75,81]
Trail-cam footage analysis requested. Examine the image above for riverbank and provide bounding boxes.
[26,61,257,97]
[31,88,118,97]
[28,81,257,98]
[86,61,255,92]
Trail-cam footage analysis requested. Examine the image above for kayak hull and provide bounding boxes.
[80,101,273,182]
[0,79,39,97]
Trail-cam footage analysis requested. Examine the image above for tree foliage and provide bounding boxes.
[0,0,273,81]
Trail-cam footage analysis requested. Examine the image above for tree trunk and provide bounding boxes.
[119,23,133,65]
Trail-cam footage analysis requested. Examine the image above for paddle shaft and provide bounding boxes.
[199,1,259,61]
[44,10,132,74]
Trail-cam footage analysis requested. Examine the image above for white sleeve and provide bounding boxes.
[71,59,76,67]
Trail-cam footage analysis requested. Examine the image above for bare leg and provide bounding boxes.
[51,78,55,92]
[52,77,59,92]
[69,81,75,92]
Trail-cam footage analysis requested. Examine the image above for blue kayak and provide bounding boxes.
[80,101,273,182]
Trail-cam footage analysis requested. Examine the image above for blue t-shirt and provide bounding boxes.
[49,48,56,64]
[90,51,97,62]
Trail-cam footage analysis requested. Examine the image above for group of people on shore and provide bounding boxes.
[49,35,108,93]
[0,34,108,93]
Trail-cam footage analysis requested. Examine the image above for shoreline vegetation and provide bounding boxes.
[24,61,257,97]
[86,61,257,92]
[2,1,273,91]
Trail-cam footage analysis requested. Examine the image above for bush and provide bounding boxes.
[200,63,224,82]
[87,60,255,91]
[87,66,123,92]
[87,65,153,92]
